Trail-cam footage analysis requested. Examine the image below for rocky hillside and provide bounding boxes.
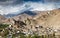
[0,9,60,35]
[0,15,6,23]
[33,9,60,29]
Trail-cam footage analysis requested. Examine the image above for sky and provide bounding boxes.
[0,0,60,15]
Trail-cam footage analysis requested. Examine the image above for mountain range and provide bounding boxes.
[0,8,60,37]
[0,8,60,29]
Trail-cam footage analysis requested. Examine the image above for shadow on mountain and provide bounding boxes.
[4,11,37,18]
[20,11,37,16]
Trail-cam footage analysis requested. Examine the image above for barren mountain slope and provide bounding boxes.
[0,15,6,23]
[1,9,60,29]
[0,9,60,34]
[34,9,60,29]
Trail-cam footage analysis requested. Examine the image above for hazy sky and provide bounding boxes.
[0,0,60,15]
